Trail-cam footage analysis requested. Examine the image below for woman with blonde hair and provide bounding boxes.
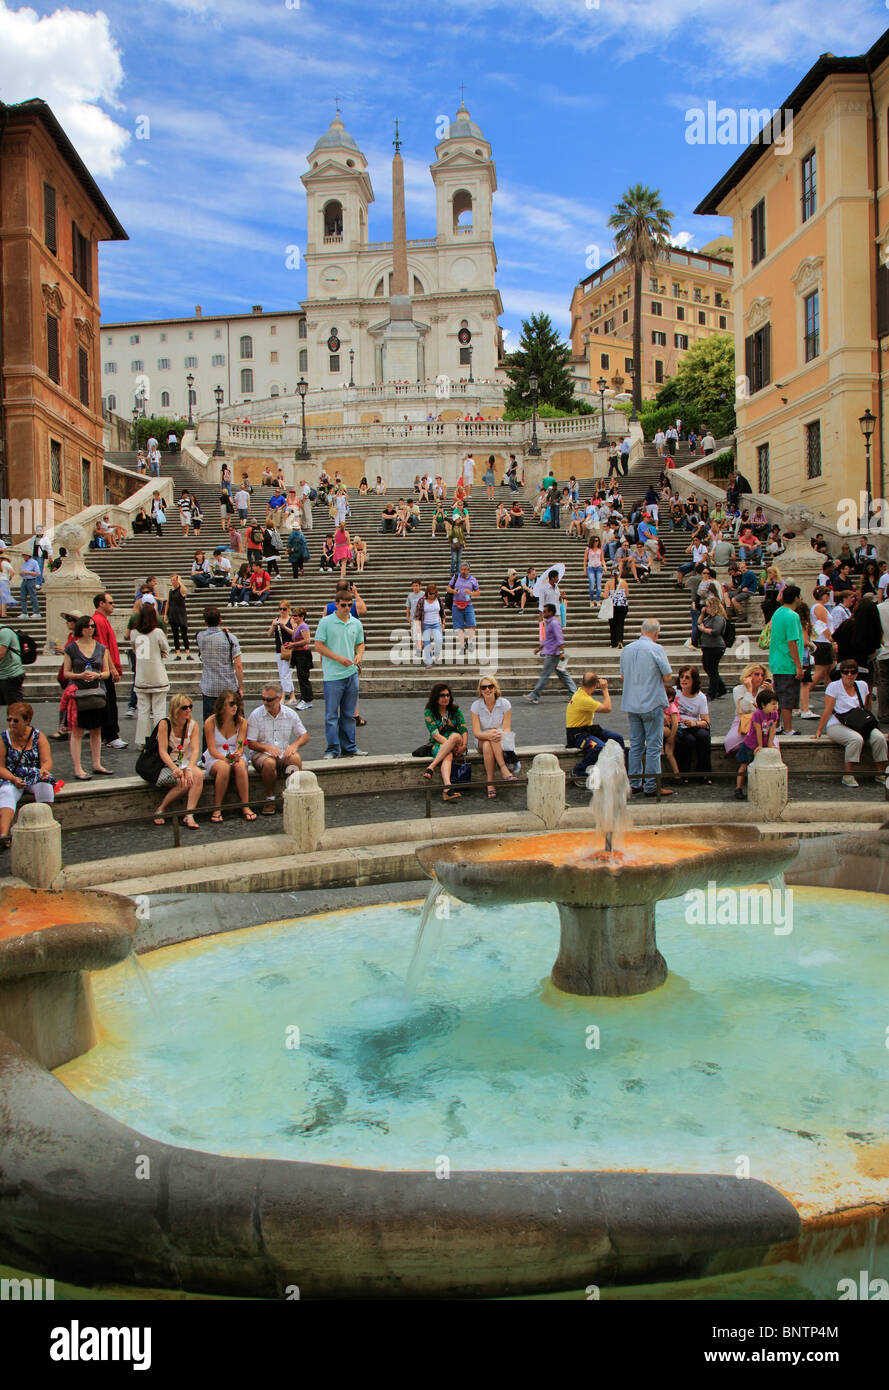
[470,674,517,798]
[724,662,770,754]
[150,693,203,829]
[353,535,367,572]
[761,565,784,624]
[697,591,728,699]
[202,689,256,823]
[333,522,352,579]
[268,601,297,703]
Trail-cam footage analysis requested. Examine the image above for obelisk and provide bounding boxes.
[382,118,422,381]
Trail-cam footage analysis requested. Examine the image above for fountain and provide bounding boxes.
[417,743,800,996]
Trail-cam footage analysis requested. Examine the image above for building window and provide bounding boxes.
[160,332,167,342]
[215,328,222,339]
[698,310,706,325]
[674,333,689,350]
[719,315,727,329]
[78,347,89,407]
[604,317,615,334]
[651,301,662,316]
[72,223,92,294]
[298,319,307,339]
[157,358,170,370]
[105,394,117,413]
[130,334,140,345]
[804,290,820,361]
[757,442,770,493]
[654,359,664,384]
[805,420,822,478]
[651,330,667,347]
[744,323,771,394]
[47,314,60,384]
[270,325,277,337]
[676,306,685,321]
[600,353,610,369]
[751,198,766,266]
[271,386,280,396]
[104,361,117,374]
[459,347,471,365]
[161,391,170,408]
[299,349,308,372]
[211,354,225,367]
[624,357,633,372]
[801,149,817,221]
[270,351,278,363]
[184,355,198,368]
[649,276,659,292]
[240,368,254,393]
[672,282,681,298]
[715,292,724,307]
[240,335,253,359]
[50,439,62,493]
[693,287,702,303]
[187,331,193,340]
[622,309,629,324]
[131,359,143,372]
[329,355,341,373]
[44,184,57,255]
[81,458,91,507]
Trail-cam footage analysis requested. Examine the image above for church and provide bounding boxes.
[301,103,504,388]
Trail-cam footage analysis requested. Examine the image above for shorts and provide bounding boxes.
[238,507,248,520]
[735,743,756,766]
[451,603,476,630]
[813,641,833,666]
[773,672,800,710]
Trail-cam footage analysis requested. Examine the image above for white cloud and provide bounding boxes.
[0,2,129,176]
[669,231,696,249]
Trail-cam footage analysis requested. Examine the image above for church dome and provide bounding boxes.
[447,103,484,140]
[311,114,360,154]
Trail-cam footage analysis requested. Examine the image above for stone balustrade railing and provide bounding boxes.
[209,410,629,450]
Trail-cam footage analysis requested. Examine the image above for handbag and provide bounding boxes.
[451,760,472,785]
[73,681,106,712]
[412,741,434,758]
[500,731,516,753]
[837,684,878,737]
[758,623,771,650]
[135,722,165,784]
[598,594,614,621]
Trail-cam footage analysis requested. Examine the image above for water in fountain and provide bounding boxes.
[126,946,162,1021]
[405,880,445,993]
[587,739,631,855]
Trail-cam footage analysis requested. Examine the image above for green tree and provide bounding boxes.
[503,312,578,415]
[607,185,674,416]
[651,334,735,438]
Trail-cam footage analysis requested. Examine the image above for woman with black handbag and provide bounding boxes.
[143,693,203,828]
[421,682,469,802]
[814,660,888,789]
[287,606,314,710]
[62,615,112,780]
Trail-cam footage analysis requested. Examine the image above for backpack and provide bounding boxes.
[8,630,37,665]
[723,617,736,648]
[308,488,318,501]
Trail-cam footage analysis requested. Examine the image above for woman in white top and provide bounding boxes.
[674,665,712,779]
[584,538,605,605]
[178,492,193,536]
[810,585,836,693]
[151,693,203,829]
[0,555,14,618]
[814,659,888,788]
[724,662,769,753]
[131,604,170,749]
[417,583,444,667]
[202,689,256,822]
[470,675,517,798]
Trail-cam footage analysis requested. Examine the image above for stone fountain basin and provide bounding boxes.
[0,886,135,978]
[416,827,801,909]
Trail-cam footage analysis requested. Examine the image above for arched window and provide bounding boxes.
[373,278,385,297]
[106,393,117,413]
[160,390,170,408]
[239,335,253,359]
[270,385,280,397]
[323,200,344,238]
[298,318,307,339]
[240,368,254,394]
[453,189,473,234]
[413,276,425,295]
[299,349,308,372]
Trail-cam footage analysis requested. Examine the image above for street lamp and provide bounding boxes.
[528,371,541,457]
[212,384,225,457]
[468,344,474,384]
[627,363,638,423]
[186,373,195,431]
[296,376,311,460]
[859,407,876,530]
[131,403,140,452]
[349,348,355,388]
[597,375,608,446]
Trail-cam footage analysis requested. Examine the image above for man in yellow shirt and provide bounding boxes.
[566,670,626,785]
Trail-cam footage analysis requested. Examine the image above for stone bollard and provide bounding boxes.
[526,753,565,830]
[282,768,325,852]
[10,802,63,889]
[747,746,788,821]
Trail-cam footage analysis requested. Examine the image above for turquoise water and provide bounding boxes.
[58,887,889,1216]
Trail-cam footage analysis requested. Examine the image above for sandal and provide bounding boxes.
[442,788,461,801]
[355,716,367,727]
[422,766,435,781]
[210,810,223,823]
[153,815,166,826]
[182,816,199,830]
[487,786,497,799]
[242,808,257,821]
[502,772,517,782]
[74,771,91,781]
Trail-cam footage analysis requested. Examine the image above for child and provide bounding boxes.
[663,684,680,779]
[734,686,779,800]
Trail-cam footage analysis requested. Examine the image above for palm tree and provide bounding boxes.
[608,186,674,417]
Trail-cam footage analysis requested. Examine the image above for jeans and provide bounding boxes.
[570,727,625,777]
[323,672,358,755]
[587,568,602,601]
[530,653,577,699]
[627,709,664,792]
[450,546,463,577]
[150,460,160,477]
[690,605,700,644]
[422,624,443,665]
[20,577,40,616]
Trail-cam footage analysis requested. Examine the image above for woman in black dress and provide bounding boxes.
[62,615,112,780]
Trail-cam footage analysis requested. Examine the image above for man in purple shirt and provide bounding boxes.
[524,604,577,703]
[447,563,479,657]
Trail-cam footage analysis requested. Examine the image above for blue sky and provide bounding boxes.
[1,0,886,346]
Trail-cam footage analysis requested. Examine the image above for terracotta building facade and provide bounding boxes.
[0,99,127,538]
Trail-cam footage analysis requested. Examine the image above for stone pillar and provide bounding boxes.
[282,769,325,851]
[40,522,103,654]
[526,753,565,830]
[748,747,788,821]
[552,902,667,997]
[10,802,62,889]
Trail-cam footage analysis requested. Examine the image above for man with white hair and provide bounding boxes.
[619,618,675,796]
[246,684,309,815]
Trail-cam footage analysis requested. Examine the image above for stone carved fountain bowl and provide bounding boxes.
[417,826,800,997]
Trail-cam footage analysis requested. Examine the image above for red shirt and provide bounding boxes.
[90,610,121,674]
[250,570,271,596]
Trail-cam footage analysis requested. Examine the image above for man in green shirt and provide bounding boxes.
[314,594,366,758]
[0,626,25,708]
[541,471,556,492]
[768,584,804,735]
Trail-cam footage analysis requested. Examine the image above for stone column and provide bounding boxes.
[526,753,565,829]
[10,802,62,889]
[40,523,103,655]
[748,747,788,821]
[282,769,325,851]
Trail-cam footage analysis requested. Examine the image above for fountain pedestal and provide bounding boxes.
[552,902,666,997]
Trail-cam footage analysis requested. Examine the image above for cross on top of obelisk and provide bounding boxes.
[459,82,467,106]
[334,94,342,115]
[393,118,401,153]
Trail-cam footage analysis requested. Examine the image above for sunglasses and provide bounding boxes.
[225,699,239,707]
[181,702,193,710]
[262,696,279,703]
[479,684,494,691]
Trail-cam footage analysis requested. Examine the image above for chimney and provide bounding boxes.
[195,305,202,317]
[252,305,263,314]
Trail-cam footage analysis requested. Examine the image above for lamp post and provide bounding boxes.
[186,373,195,431]
[297,377,311,460]
[597,375,608,446]
[627,363,638,423]
[349,348,355,388]
[131,404,139,452]
[212,384,225,457]
[468,344,474,384]
[859,407,876,530]
[528,371,541,456]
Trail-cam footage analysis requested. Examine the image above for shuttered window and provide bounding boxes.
[47,314,60,383]
[44,184,57,254]
[72,222,92,294]
[744,323,771,394]
[78,347,90,406]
